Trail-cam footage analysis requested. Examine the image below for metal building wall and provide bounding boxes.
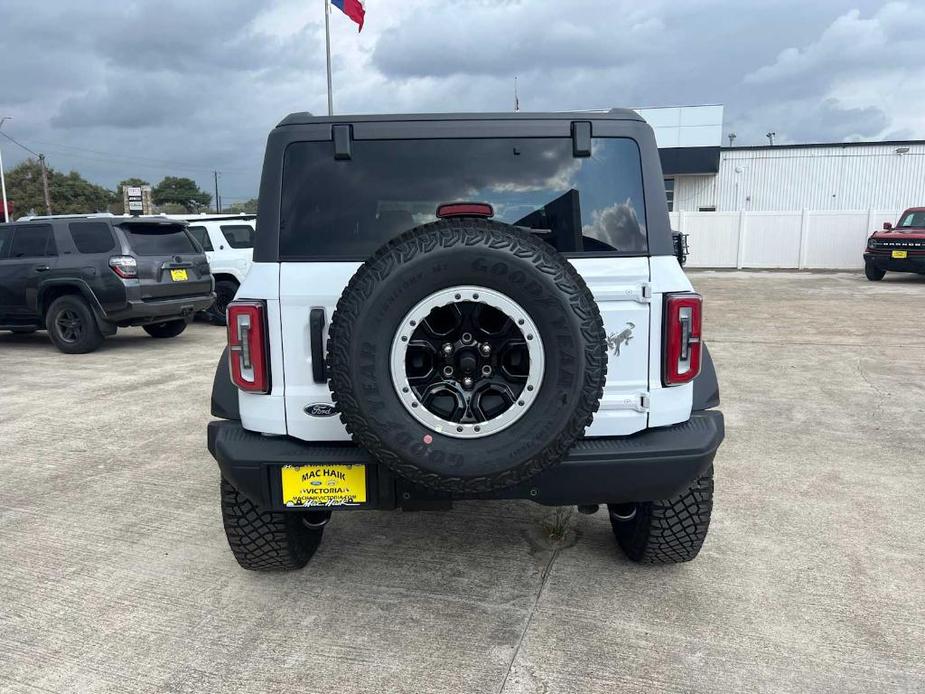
[673,142,925,212]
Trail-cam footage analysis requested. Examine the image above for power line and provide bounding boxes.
[2,132,254,174]
[0,130,42,158]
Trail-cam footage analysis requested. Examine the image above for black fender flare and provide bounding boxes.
[211,346,240,420]
[37,279,117,336]
[692,342,720,411]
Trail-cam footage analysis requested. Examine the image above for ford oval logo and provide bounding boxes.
[304,403,337,417]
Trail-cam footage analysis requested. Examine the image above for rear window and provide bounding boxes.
[69,221,116,254]
[188,225,213,252]
[280,137,647,260]
[220,224,255,249]
[118,224,197,256]
[10,224,56,258]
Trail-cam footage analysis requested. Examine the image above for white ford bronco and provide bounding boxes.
[207,111,724,571]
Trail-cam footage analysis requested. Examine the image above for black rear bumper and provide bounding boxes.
[104,293,216,325]
[207,411,724,511]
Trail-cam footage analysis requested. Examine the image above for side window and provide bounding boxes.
[9,224,55,258]
[220,224,255,249]
[0,227,12,259]
[69,221,116,254]
[188,226,213,252]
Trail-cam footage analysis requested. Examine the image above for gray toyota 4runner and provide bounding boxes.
[207,111,724,571]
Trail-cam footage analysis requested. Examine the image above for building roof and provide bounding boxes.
[723,139,925,152]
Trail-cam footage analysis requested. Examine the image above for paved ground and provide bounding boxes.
[1,271,923,694]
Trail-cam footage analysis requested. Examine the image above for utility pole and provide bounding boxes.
[766,131,776,146]
[38,153,52,215]
[213,170,221,213]
[0,117,10,223]
[728,132,737,147]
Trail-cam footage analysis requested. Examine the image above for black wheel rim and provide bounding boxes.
[215,289,233,317]
[55,309,84,344]
[391,286,544,438]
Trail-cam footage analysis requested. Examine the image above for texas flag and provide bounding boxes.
[332,0,365,31]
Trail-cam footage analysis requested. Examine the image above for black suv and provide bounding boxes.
[0,215,215,353]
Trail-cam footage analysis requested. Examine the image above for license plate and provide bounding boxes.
[170,269,189,281]
[281,465,366,507]
[892,250,908,259]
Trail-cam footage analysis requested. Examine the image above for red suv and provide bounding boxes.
[864,208,925,281]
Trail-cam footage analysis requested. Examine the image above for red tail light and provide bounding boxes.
[663,293,702,386]
[109,255,137,279]
[227,300,270,393]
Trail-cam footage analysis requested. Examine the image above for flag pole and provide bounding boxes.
[324,0,334,116]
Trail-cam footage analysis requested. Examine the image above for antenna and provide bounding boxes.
[513,77,520,113]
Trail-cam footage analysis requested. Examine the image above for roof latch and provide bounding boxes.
[333,124,352,160]
[571,121,592,157]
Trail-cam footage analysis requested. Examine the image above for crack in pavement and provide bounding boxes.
[497,546,561,694]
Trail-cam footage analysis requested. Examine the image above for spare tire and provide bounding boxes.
[327,218,606,493]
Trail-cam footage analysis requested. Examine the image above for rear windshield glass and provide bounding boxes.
[280,137,647,259]
[221,224,255,249]
[119,224,197,256]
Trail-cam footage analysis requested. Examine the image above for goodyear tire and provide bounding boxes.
[326,218,607,493]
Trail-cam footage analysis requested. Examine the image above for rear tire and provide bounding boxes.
[609,465,714,564]
[865,262,885,281]
[143,319,187,338]
[207,279,238,326]
[45,295,104,354]
[220,478,328,571]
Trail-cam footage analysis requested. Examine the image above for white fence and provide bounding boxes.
[668,209,902,269]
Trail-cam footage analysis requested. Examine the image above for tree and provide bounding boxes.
[152,176,211,212]
[4,158,116,216]
[228,198,258,214]
[118,177,149,190]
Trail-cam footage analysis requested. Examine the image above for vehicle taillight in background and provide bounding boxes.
[663,293,702,386]
[227,300,270,393]
[108,255,137,279]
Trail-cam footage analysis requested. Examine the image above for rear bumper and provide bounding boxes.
[207,410,725,511]
[104,293,216,324]
[864,252,925,273]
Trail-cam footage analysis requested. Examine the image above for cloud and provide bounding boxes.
[0,0,919,201]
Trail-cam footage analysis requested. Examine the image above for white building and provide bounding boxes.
[630,104,925,214]
[670,141,925,212]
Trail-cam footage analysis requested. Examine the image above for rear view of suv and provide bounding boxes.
[0,215,214,353]
[208,111,724,572]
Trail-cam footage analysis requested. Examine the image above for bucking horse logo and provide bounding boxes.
[606,322,635,356]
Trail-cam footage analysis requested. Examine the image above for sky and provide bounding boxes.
[1,0,922,202]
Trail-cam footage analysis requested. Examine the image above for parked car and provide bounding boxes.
[864,208,925,280]
[207,110,724,572]
[0,215,214,353]
[164,214,255,324]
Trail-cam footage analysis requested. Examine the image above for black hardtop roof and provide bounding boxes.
[277,109,644,128]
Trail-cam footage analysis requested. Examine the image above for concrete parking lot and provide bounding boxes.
[1,271,923,693]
